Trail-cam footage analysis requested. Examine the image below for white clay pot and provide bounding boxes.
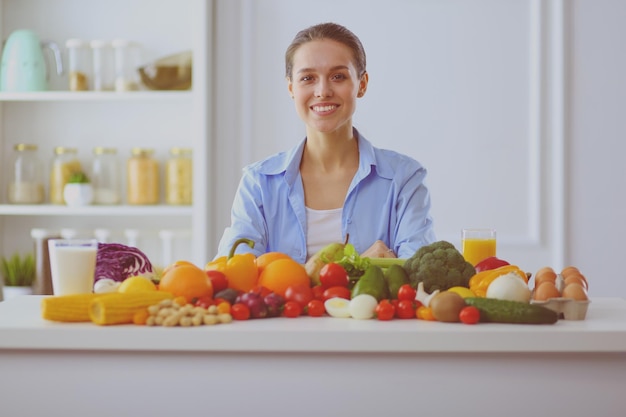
[63,183,94,206]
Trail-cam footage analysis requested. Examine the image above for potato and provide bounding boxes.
[430,291,466,322]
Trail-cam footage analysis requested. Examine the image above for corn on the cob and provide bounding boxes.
[41,293,115,322]
[89,291,173,325]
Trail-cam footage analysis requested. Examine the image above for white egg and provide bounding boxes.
[324,297,351,318]
[349,294,378,320]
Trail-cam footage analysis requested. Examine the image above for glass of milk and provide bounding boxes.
[48,239,99,295]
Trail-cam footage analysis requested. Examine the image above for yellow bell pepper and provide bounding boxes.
[472,265,528,294]
[206,238,258,293]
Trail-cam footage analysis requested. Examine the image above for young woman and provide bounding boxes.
[215,22,435,262]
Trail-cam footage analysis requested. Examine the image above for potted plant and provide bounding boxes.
[1,252,36,301]
[63,171,94,206]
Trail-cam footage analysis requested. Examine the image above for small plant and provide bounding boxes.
[68,171,90,184]
[1,252,36,287]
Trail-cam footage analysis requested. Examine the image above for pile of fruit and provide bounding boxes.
[40,240,590,326]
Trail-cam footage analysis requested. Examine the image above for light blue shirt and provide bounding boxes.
[216,129,436,263]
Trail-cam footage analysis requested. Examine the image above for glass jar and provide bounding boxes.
[112,39,141,91]
[90,40,115,91]
[127,148,159,205]
[8,144,44,204]
[91,147,120,204]
[66,38,90,91]
[49,147,82,204]
[165,147,192,205]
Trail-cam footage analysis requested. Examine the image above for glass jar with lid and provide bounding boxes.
[165,147,192,205]
[90,40,115,91]
[8,144,44,204]
[91,147,120,204]
[49,147,82,204]
[127,148,159,205]
[112,39,141,91]
[66,38,90,91]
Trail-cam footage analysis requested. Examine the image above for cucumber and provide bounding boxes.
[465,297,558,324]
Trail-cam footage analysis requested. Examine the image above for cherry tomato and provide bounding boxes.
[206,270,228,294]
[285,284,314,307]
[459,306,480,324]
[323,286,351,301]
[397,284,417,302]
[194,296,213,309]
[396,300,416,319]
[375,300,395,321]
[306,299,325,317]
[231,303,250,320]
[283,300,303,318]
[312,285,325,300]
[319,263,349,288]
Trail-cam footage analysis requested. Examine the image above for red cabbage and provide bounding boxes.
[95,242,154,282]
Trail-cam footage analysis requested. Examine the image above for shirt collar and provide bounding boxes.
[255,128,391,185]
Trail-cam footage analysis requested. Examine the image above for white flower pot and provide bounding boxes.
[63,183,94,206]
[2,285,33,301]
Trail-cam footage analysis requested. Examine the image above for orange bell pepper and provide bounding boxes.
[206,238,258,293]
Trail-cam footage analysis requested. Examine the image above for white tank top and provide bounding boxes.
[305,207,343,260]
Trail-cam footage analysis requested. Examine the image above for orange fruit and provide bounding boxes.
[162,260,197,277]
[158,264,213,304]
[257,258,310,297]
[255,252,293,275]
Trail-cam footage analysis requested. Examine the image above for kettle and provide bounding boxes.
[0,29,63,92]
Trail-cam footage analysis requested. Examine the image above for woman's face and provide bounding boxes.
[288,39,367,135]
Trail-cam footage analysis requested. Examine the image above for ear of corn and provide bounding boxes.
[41,293,114,322]
[89,291,173,325]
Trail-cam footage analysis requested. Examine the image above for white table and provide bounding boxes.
[1,296,625,417]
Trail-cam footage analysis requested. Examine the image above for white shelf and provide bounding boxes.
[0,91,192,102]
[0,204,192,216]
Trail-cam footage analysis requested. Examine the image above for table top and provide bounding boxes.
[1,295,626,353]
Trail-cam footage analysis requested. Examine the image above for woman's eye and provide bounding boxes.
[332,73,347,81]
[300,75,313,82]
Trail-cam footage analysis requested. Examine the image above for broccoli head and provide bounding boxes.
[403,240,476,293]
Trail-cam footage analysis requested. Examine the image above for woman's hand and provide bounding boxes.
[361,240,396,258]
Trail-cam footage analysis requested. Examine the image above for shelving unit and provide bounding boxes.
[0,0,213,268]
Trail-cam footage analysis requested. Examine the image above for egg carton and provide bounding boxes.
[531,298,590,320]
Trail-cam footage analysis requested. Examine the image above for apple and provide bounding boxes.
[474,256,510,272]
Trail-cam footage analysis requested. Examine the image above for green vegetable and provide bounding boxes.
[465,297,558,324]
[384,264,410,299]
[1,252,36,287]
[404,240,475,293]
[351,265,388,302]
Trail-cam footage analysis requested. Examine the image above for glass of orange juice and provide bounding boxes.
[461,228,496,266]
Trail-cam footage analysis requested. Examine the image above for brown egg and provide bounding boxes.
[535,270,557,287]
[533,281,561,301]
[564,274,588,290]
[561,266,580,278]
[535,266,555,278]
[561,283,588,301]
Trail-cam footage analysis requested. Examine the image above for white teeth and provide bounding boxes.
[312,105,336,112]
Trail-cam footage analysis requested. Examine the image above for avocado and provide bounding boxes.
[351,265,389,301]
[384,264,410,299]
[465,297,558,324]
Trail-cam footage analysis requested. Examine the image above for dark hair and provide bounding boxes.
[285,22,367,80]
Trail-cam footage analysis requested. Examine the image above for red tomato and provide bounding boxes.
[206,270,228,294]
[397,284,417,302]
[231,303,250,320]
[284,284,314,307]
[311,285,325,300]
[322,286,351,301]
[396,300,416,319]
[306,299,325,317]
[319,263,349,288]
[283,300,303,318]
[375,300,395,321]
[194,295,213,309]
[459,306,480,324]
